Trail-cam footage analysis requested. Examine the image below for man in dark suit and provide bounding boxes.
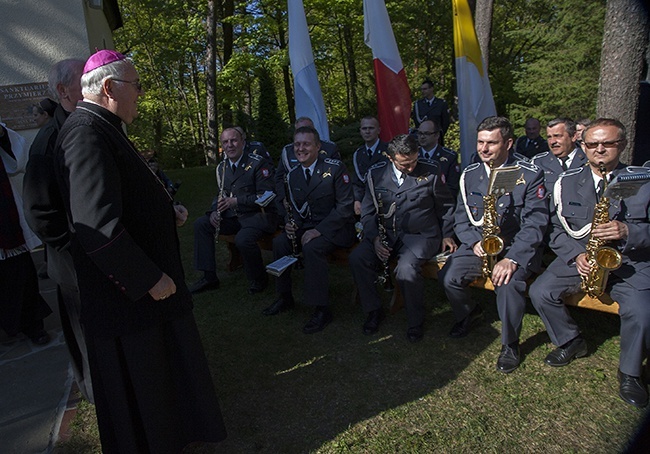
[23,58,94,402]
[440,116,548,373]
[529,118,650,408]
[189,127,278,294]
[411,79,451,141]
[514,117,549,159]
[350,134,456,342]
[531,117,588,203]
[351,116,389,215]
[53,50,226,452]
[263,126,355,334]
[417,118,460,197]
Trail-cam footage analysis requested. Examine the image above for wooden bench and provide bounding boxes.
[390,260,619,315]
[219,233,619,316]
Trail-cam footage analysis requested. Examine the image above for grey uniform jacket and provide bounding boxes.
[454,155,549,273]
[361,159,455,260]
[285,156,355,247]
[531,147,587,201]
[351,141,389,202]
[550,165,650,289]
[213,153,277,231]
[419,145,460,197]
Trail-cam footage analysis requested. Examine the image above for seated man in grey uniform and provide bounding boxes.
[531,117,587,203]
[350,134,456,342]
[417,118,460,197]
[529,118,650,408]
[263,126,355,334]
[275,116,339,208]
[189,127,278,294]
[351,116,389,216]
[440,116,548,373]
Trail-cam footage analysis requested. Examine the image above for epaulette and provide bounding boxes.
[623,166,650,173]
[531,151,550,162]
[516,160,540,173]
[557,167,584,179]
[319,149,328,155]
[249,141,263,146]
[368,161,388,172]
[463,162,481,173]
[439,146,458,157]
[247,153,262,161]
[324,157,342,166]
[512,152,530,162]
[418,157,440,169]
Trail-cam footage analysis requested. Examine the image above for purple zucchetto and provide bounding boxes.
[83,49,126,74]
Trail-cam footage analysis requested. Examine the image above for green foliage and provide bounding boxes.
[255,65,289,160]
[114,0,607,167]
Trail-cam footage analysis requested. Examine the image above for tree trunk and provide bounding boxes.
[597,0,649,164]
[343,23,359,120]
[474,0,494,71]
[276,9,295,125]
[206,0,219,166]
[221,0,234,128]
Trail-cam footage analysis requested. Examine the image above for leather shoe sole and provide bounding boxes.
[544,337,588,367]
[449,305,484,338]
[303,310,333,334]
[363,310,384,335]
[618,370,649,408]
[188,278,220,294]
[407,326,423,343]
[262,298,294,316]
[496,344,520,374]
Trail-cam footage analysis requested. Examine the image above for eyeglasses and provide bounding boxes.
[582,140,621,149]
[112,79,143,92]
[417,131,440,136]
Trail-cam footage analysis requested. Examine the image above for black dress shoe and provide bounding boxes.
[248,277,268,295]
[618,370,649,408]
[28,329,51,346]
[363,310,384,335]
[407,326,424,343]
[262,296,295,316]
[544,337,588,367]
[496,343,520,373]
[449,305,484,338]
[188,277,220,294]
[303,308,333,334]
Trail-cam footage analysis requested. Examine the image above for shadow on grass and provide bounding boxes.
[189,263,504,453]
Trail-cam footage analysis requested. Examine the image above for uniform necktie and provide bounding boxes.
[596,178,605,200]
[305,168,311,185]
[231,163,237,174]
[559,156,569,171]
[424,152,430,160]
[367,148,373,158]
[398,172,407,186]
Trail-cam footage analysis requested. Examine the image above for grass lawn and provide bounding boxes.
[55,166,648,453]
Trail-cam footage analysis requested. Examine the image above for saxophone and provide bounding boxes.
[374,194,395,292]
[580,164,622,297]
[480,160,505,278]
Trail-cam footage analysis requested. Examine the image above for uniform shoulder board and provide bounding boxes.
[440,146,458,157]
[418,157,440,169]
[368,161,388,172]
[247,152,262,161]
[463,162,481,173]
[249,141,263,146]
[558,167,584,179]
[287,164,302,176]
[517,160,539,173]
[531,151,549,162]
[512,152,529,162]
[324,157,342,166]
[624,166,650,173]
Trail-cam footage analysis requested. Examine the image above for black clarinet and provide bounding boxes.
[283,175,304,270]
[374,194,394,292]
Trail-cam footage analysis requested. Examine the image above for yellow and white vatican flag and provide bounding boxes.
[453,0,496,168]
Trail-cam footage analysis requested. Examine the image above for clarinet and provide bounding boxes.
[283,174,303,269]
[374,194,395,292]
[213,158,227,243]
